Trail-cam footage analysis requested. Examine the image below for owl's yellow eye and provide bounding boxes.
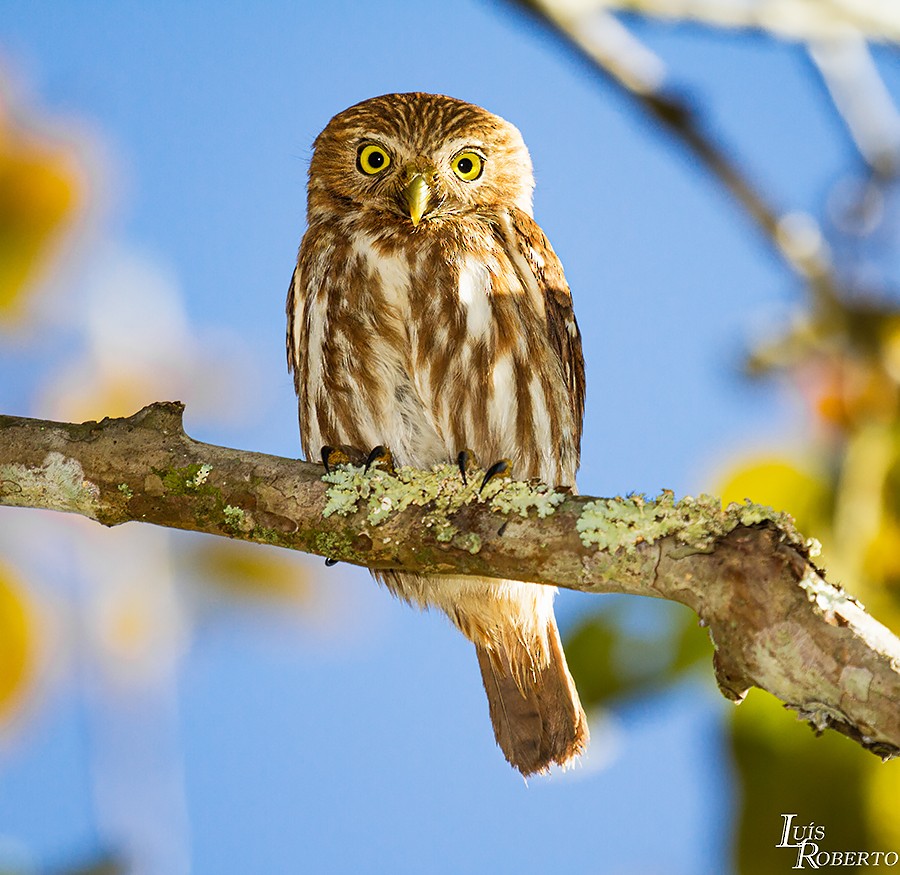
[451,151,484,182]
[357,144,391,175]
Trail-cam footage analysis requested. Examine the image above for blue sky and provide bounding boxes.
[1,2,893,873]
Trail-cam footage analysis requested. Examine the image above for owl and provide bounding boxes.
[287,93,588,775]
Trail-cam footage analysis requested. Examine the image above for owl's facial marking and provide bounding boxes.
[394,149,485,226]
[307,93,537,224]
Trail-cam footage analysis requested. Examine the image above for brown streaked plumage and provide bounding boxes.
[287,92,588,775]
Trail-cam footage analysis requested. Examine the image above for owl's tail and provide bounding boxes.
[474,616,589,776]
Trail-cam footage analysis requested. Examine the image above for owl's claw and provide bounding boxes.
[321,447,352,566]
[321,444,367,473]
[321,445,344,473]
[365,444,396,475]
[480,458,513,494]
[457,449,480,486]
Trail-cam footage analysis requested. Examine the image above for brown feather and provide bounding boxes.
[476,616,589,776]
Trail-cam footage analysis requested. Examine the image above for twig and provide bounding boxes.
[807,37,900,176]
[523,0,900,43]
[505,0,844,313]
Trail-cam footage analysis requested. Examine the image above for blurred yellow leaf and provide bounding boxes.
[719,455,830,534]
[866,757,900,848]
[0,104,84,323]
[881,318,900,384]
[731,690,890,875]
[863,521,900,594]
[186,540,312,605]
[51,371,163,423]
[0,562,36,721]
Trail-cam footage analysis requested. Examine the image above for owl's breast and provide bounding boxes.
[291,224,446,466]
[346,227,508,467]
[291,217,576,484]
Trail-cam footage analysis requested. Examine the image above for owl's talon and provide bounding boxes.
[325,557,339,567]
[321,445,338,473]
[365,445,395,474]
[322,444,367,473]
[457,448,480,486]
[480,458,513,494]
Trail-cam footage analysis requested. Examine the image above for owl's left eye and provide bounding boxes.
[357,143,391,175]
[451,151,484,182]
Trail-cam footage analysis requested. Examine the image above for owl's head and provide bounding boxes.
[307,93,535,227]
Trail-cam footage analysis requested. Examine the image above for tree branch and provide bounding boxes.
[2,402,899,758]
[538,0,900,44]
[506,0,845,314]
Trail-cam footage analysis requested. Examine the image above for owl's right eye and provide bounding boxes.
[357,144,391,175]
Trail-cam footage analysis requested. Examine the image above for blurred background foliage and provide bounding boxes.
[0,81,74,735]
[2,1,900,872]
[0,88,82,325]
[0,562,33,725]
[0,69,319,875]
[523,0,900,871]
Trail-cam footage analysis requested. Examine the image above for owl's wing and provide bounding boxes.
[508,209,586,453]
[286,262,301,388]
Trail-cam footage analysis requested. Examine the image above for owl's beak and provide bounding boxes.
[403,172,431,227]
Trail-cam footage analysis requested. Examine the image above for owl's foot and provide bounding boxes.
[456,449,480,486]
[320,444,396,476]
[321,444,367,473]
[365,445,396,475]
[320,444,371,568]
[480,458,513,494]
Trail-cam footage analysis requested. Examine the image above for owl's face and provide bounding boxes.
[307,93,535,227]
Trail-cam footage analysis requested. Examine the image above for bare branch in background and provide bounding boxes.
[541,0,900,44]
[808,37,900,176]
[508,0,843,315]
[1,402,900,760]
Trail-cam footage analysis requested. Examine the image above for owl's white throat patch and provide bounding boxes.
[457,256,492,339]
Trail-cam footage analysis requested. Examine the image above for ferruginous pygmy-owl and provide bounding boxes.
[287,93,588,775]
